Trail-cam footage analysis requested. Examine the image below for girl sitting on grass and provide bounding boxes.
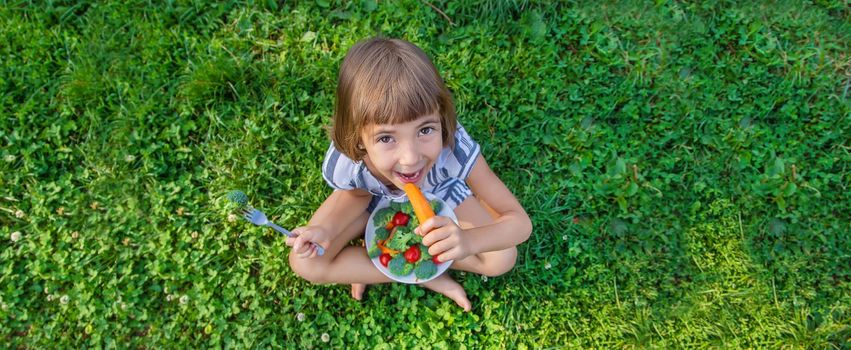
[285,37,532,311]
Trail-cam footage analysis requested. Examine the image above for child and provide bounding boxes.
[285,37,532,311]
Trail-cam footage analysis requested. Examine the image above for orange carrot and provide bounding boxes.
[377,240,399,255]
[403,183,435,224]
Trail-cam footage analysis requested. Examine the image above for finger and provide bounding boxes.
[304,244,317,258]
[433,252,450,263]
[294,236,311,255]
[438,246,461,262]
[298,243,315,259]
[427,236,455,257]
[421,228,450,246]
[292,236,303,253]
[416,216,450,236]
[438,247,461,262]
[285,236,296,247]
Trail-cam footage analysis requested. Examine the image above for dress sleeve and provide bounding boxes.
[448,123,481,180]
[321,143,356,190]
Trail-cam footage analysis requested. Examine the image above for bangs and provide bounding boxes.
[332,37,457,161]
[351,47,442,127]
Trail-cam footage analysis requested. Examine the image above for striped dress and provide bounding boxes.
[321,123,481,213]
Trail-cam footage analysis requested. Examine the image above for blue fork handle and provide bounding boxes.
[267,222,325,256]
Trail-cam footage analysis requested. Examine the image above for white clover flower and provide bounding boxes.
[124,154,136,162]
[562,235,567,241]
[227,213,237,222]
[482,276,488,282]
[121,302,127,310]
[15,210,24,219]
[60,295,69,304]
[545,262,552,270]
[179,295,189,304]
[1,303,7,310]
[44,287,49,294]
[166,294,174,302]
[191,231,199,240]
[47,294,55,302]
[296,313,305,322]
[10,231,21,242]
[4,154,15,162]
[71,231,79,240]
[321,333,330,343]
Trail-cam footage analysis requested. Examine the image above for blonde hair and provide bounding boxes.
[330,37,457,161]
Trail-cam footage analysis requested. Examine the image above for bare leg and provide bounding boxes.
[289,208,472,310]
[289,211,392,284]
[421,273,471,311]
[351,239,367,300]
[449,196,519,277]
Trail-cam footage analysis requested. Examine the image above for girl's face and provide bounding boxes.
[360,113,443,189]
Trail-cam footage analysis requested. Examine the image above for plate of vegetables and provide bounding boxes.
[365,184,454,284]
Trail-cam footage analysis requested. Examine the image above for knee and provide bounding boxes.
[288,252,328,284]
[480,247,517,277]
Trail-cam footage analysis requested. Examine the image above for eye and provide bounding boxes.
[419,127,436,136]
[376,135,393,144]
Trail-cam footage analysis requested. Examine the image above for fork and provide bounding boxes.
[240,207,325,256]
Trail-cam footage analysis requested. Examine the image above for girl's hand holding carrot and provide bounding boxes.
[404,183,474,263]
[417,216,472,263]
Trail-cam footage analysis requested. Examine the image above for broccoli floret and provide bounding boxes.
[414,261,437,280]
[374,227,390,241]
[367,241,382,259]
[385,229,414,251]
[396,223,415,237]
[412,233,422,245]
[372,208,395,228]
[418,243,431,261]
[401,201,416,219]
[401,262,414,275]
[386,224,422,251]
[388,255,413,276]
[227,190,249,208]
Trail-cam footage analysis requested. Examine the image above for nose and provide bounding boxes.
[398,142,420,167]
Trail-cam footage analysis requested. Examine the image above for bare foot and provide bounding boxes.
[422,274,472,312]
[351,283,366,300]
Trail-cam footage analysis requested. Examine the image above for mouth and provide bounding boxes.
[394,169,424,184]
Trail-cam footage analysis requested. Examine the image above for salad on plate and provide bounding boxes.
[365,184,455,283]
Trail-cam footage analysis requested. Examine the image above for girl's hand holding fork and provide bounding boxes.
[287,226,332,259]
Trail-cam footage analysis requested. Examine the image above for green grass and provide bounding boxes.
[1,0,849,348]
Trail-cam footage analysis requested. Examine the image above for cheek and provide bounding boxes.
[427,138,444,158]
[369,150,396,170]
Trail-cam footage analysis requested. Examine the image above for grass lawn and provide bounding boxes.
[1,0,849,348]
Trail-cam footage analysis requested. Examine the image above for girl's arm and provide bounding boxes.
[288,188,372,257]
[308,188,373,233]
[462,154,532,254]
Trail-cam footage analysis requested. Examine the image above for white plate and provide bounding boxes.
[364,192,455,284]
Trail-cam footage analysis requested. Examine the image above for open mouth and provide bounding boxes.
[394,169,423,184]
